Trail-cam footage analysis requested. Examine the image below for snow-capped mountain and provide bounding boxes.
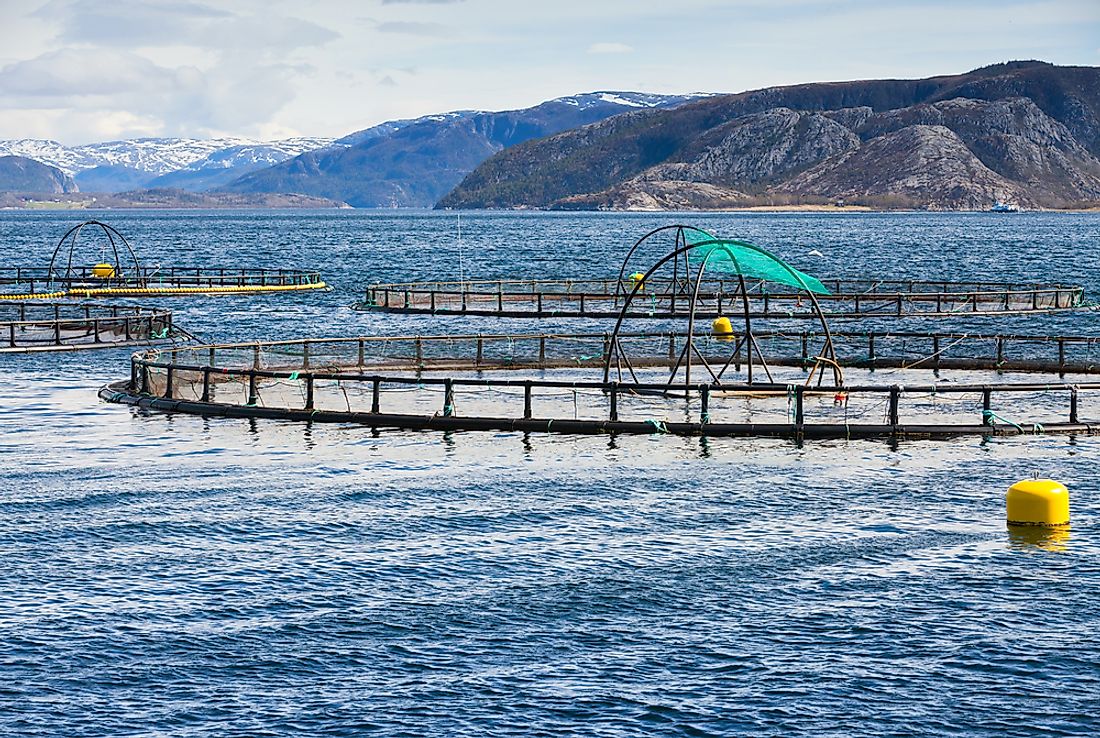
[147,137,337,191]
[171,137,337,174]
[0,90,715,197]
[557,91,715,110]
[0,136,334,177]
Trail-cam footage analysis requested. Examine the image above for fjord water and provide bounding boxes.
[2,210,1099,737]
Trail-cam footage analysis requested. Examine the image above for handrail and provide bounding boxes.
[114,329,1100,438]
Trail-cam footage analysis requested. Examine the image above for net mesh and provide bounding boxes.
[688,239,831,295]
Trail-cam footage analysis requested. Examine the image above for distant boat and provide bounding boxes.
[990,200,1020,213]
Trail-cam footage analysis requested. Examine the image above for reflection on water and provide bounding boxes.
[1008,524,1072,552]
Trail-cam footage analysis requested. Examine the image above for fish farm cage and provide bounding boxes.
[1,302,182,353]
[362,277,1085,320]
[100,222,1100,441]
[0,220,328,298]
[102,330,1100,439]
[361,225,1086,320]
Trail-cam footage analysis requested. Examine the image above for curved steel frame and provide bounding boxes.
[611,224,715,305]
[47,220,144,288]
[604,238,839,390]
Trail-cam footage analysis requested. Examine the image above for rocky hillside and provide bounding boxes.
[440,62,1100,210]
[220,92,708,207]
[0,156,76,193]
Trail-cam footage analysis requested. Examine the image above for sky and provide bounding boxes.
[0,0,1098,145]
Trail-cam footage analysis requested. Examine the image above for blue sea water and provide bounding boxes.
[1,210,1099,736]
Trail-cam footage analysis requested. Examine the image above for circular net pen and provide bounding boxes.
[1,302,183,353]
[0,220,328,298]
[362,277,1085,320]
[360,225,1085,320]
[102,330,1100,440]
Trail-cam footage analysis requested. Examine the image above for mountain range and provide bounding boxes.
[0,136,335,193]
[218,92,707,207]
[441,62,1100,211]
[0,92,704,206]
[3,64,1100,210]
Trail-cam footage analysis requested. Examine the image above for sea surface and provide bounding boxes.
[1,210,1099,737]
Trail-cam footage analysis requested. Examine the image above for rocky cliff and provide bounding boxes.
[440,62,1100,210]
[0,156,77,193]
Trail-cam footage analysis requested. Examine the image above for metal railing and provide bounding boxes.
[0,266,325,292]
[112,331,1100,438]
[2,302,173,349]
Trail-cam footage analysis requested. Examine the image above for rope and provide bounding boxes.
[982,409,1024,432]
[170,325,204,343]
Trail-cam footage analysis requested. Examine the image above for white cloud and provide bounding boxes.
[34,0,338,54]
[0,0,1096,143]
[375,21,453,37]
[0,0,342,141]
[587,42,634,54]
[0,47,302,140]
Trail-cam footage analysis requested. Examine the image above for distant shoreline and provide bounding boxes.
[0,190,349,210]
[1,196,1098,213]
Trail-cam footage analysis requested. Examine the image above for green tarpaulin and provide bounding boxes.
[688,239,831,295]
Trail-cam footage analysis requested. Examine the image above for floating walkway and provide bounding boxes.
[0,267,328,298]
[101,331,1100,439]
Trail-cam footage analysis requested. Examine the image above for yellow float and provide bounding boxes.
[1006,478,1070,527]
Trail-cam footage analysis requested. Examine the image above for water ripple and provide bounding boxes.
[0,211,1099,736]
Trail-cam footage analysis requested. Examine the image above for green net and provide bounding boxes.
[684,228,717,245]
[688,239,831,294]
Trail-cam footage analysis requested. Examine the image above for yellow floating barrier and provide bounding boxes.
[67,282,328,297]
[0,291,68,300]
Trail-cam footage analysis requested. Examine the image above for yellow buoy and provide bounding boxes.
[1006,478,1069,527]
[629,272,645,291]
[91,263,116,279]
[712,316,734,337]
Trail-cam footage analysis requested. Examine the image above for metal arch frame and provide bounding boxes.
[684,244,771,387]
[612,224,716,307]
[46,220,144,288]
[603,238,840,389]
